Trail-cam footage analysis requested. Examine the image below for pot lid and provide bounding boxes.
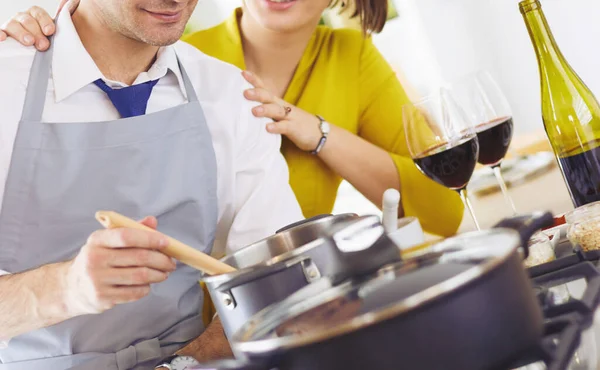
[231,229,521,355]
[203,215,386,286]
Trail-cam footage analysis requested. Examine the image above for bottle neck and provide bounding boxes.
[521,1,566,69]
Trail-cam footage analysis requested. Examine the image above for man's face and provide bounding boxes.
[92,0,198,46]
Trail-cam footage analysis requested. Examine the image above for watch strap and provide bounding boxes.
[310,115,329,155]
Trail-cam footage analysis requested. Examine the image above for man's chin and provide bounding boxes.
[146,36,183,47]
[134,24,187,46]
[138,33,184,47]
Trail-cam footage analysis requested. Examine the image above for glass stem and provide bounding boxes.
[458,187,480,231]
[492,165,518,216]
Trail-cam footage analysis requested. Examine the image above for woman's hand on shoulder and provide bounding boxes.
[0,0,78,50]
[242,70,323,152]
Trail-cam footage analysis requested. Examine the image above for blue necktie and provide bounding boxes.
[94,79,159,118]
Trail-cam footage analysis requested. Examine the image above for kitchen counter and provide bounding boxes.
[459,163,573,232]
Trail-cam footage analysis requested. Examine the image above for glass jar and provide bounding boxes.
[566,201,600,251]
[524,232,555,268]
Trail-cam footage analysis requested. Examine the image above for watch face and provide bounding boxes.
[171,356,200,370]
[321,121,331,135]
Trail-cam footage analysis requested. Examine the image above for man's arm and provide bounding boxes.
[176,317,233,362]
[0,262,71,342]
[0,218,176,343]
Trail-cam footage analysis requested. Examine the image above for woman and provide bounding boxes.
[1,0,464,236]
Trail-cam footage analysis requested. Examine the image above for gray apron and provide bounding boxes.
[0,40,218,369]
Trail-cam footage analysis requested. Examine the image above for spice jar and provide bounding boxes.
[524,232,555,268]
[566,201,600,252]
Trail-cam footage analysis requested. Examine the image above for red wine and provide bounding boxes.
[558,141,600,207]
[414,138,479,190]
[475,117,514,166]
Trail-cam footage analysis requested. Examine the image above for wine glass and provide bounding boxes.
[403,89,481,230]
[451,70,518,215]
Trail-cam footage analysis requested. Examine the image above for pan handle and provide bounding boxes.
[275,214,332,234]
[492,212,554,259]
[214,256,313,294]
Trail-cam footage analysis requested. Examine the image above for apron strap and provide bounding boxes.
[20,38,54,123]
[115,338,163,370]
[177,57,199,103]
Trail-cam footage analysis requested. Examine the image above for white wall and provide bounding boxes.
[374,0,600,135]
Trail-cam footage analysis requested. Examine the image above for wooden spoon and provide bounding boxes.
[95,211,236,275]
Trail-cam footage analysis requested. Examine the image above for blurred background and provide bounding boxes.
[2,0,599,221]
[3,0,598,137]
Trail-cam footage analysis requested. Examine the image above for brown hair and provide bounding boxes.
[330,0,389,35]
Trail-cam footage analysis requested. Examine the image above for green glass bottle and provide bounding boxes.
[520,0,600,207]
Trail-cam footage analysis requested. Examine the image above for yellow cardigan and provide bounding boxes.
[184,9,464,237]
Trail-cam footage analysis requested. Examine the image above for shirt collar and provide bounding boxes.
[52,8,187,103]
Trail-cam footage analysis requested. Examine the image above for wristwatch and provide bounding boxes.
[155,355,200,370]
[310,115,330,155]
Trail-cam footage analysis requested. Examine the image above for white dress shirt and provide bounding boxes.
[0,10,303,261]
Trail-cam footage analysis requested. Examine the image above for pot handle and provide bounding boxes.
[492,212,554,259]
[328,216,402,284]
[275,214,332,234]
[215,256,312,294]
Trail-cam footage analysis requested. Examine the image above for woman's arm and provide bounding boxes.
[316,123,401,212]
[242,71,402,214]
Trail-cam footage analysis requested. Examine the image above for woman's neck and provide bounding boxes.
[72,2,159,85]
[239,9,316,98]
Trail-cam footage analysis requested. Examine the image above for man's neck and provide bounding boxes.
[72,3,159,85]
[239,9,316,97]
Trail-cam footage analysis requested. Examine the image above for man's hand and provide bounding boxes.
[62,216,177,316]
[177,316,233,362]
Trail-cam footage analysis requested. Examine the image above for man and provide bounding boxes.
[0,0,303,369]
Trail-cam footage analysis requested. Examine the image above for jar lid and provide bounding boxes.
[231,229,521,356]
[565,201,600,224]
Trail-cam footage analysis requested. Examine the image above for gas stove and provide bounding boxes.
[507,248,600,370]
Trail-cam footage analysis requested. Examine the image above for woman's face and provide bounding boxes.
[242,0,332,33]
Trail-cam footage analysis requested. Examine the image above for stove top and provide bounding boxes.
[508,250,600,370]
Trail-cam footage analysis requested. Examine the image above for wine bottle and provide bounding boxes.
[520,0,600,207]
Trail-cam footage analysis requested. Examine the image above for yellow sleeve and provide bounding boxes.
[357,38,464,237]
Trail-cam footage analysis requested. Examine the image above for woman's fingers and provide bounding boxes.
[266,120,291,135]
[29,6,56,36]
[241,70,266,89]
[244,87,278,104]
[252,103,290,121]
[1,13,44,49]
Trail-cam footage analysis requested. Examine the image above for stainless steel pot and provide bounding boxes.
[202,215,401,338]
[221,214,358,270]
